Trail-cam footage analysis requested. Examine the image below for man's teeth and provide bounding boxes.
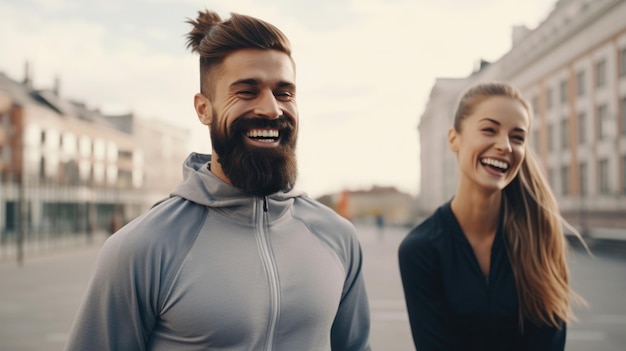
[481,158,509,170]
[246,129,279,138]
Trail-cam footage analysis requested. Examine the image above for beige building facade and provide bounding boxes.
[0,67,190,243]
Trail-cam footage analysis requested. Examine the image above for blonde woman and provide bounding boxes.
[399,82,581,350]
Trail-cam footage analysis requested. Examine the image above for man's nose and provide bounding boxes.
[254,90,282,119]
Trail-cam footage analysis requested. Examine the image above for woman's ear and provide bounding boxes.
[194,93,212,126]
[448,128,459,153]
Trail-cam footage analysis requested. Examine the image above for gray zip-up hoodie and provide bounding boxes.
[65,153,371,351]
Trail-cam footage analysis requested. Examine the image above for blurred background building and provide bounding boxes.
[417,0,626,239]
[0,64,190,252]
[317,186,417,228]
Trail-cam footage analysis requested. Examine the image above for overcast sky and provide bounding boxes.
[0,0,555,198]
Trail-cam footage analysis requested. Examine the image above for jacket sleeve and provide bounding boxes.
[330,238,372,351]
[398,233,451,351]
[64,231,158,351]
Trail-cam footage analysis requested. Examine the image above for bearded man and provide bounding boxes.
[64,9,371,351]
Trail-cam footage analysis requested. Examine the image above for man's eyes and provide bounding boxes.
[236,90,294,101]
[237,90,257,97]
[275,91,294,101]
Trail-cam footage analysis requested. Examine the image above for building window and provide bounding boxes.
[560,118,568,149]
[596,59,606,87]
[61,132,77,160]
[576,70,585,96]
[79,136,91,158]
[561,165,570,195]
[597,104,609,140]
[39,156,45,180]
[546,88,553,109]
[548,124,554,151]
[1,112,9,129]
[621,97,626,135]
[599,159,609,194]
[533,129,540,153]
[578,111,586,144]
[619,48,626,77]
[93,139,106,161]
[559,79,568,104]
[531,95,539,114]
[622,155,626,194]
[118,150,133,159]
[0,145,5,164]
[579,162,587,196]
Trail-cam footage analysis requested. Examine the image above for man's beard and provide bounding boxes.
[210,114,298,197]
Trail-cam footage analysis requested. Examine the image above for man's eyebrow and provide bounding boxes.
[230,78,259,88]
[276,81,296,90]
[229,78,295,89]
[480,117,527,133]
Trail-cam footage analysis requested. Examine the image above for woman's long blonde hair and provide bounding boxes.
[454,81,584,328]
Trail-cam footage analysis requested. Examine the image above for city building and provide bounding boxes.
[417,0,626,239]
[0,65,190,244]
[318,186,417,227]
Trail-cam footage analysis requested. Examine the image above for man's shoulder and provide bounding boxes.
[107,196,208,257]
[289,196,360,261]
[292,195,355,233]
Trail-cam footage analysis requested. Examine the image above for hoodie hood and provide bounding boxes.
[170,153,305,221]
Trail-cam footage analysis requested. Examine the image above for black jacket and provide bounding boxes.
[398,201,566,351]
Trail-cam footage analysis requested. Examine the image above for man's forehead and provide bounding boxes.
[219,50,294,78]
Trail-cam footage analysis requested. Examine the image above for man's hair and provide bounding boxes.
[185,10,293,97]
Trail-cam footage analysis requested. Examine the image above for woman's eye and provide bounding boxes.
[482,128,495,133]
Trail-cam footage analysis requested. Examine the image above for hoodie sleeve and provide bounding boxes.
[63,231,158,351]
[64,198,205,351]
[330,231,372,351]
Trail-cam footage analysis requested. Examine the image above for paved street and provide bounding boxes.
[0,225,625,350]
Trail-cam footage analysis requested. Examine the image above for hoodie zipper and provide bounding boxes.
[255,197,279,350]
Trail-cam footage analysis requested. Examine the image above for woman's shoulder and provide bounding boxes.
[400,203,451,252]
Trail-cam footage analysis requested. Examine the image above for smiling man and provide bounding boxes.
[64,9,371,351]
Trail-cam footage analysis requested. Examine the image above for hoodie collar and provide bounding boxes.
[171,153,305,222]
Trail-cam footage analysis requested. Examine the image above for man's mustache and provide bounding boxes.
[229,116,295,135]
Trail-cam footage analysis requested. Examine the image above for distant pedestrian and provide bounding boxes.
[375,213,385,240]
[64,8,370,351]
[108,213,122,236]
[398,81,584,350]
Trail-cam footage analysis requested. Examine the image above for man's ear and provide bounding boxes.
[448,127,459,153]
[194,93,212,126]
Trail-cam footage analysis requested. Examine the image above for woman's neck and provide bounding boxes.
[451,188,501,239]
